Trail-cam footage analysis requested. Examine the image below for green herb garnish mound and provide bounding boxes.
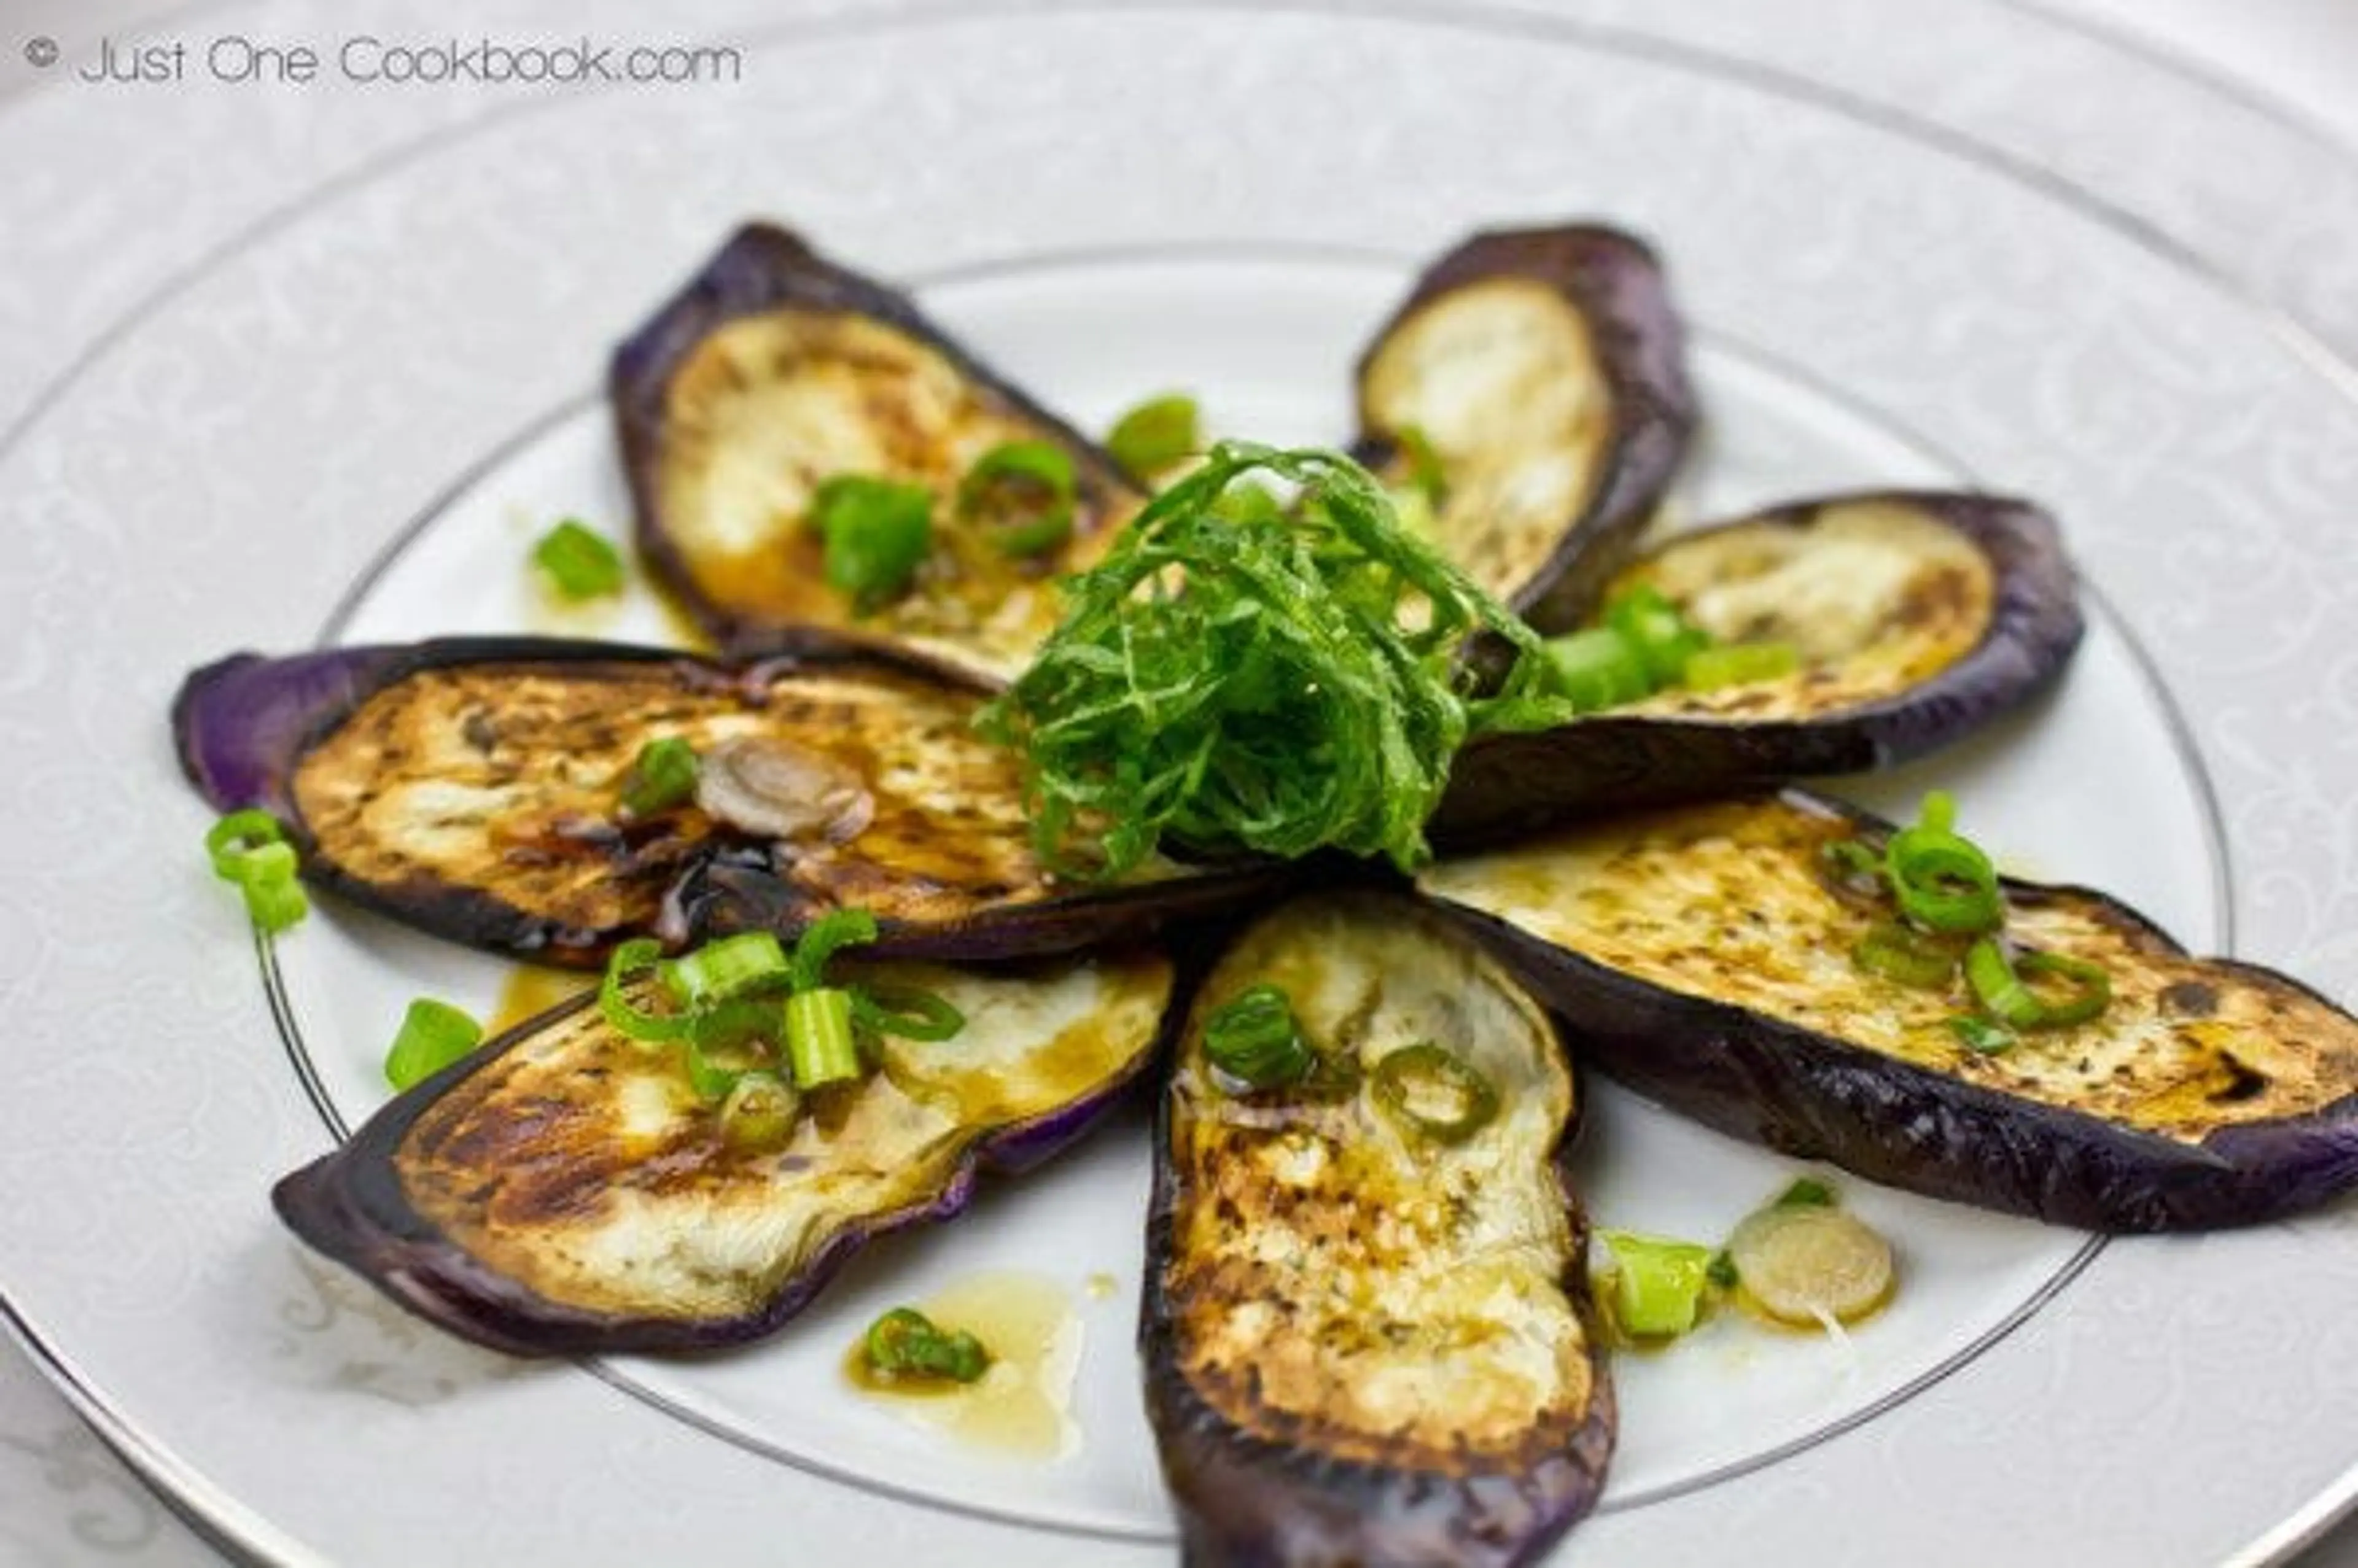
[977,443,1562,878]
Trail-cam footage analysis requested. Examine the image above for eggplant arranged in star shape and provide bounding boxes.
[1419,791,2358,1232]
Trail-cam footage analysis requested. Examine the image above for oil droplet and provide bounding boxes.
[844,1271,1083,1460]
[489,966,594,1036]
[1083,1271,1119,1302]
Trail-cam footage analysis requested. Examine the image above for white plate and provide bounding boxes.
[4,4,2358,1566]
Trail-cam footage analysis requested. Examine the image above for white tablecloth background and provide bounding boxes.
[1,1,2353,1562]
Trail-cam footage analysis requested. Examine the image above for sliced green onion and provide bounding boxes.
[532,519,626,600]
[1682,640,1801,691]
[1200,984,1314,1092]
[1966,939,2110,1031]
[204,811,309,934]
[599,938,690,1042]
[1541,627,1652,713]
[1885,796,2004,934]
[1600,1230,1715,1338]
[1370,1042,1500,1145]
[1850,920,1961,989]
[788,908,881,994]
[1394,424,1449,506]
[784,986,862,1089]
[383,998,483,1090]
[718,1072,800,1151]
[959,440,1076,558]
[1104,392,1199,481]
[678,997,780,1100]
[851,984,965,1042]
[1776,1177,1837,1209]
[1948,1014,2018,1055]
[1604,583,1711,687]
[1706,1248,1740,1290]
[811,476,933,613]
[618,736,698,818]
[863,1306,992,1384]
[662,931,789,1009]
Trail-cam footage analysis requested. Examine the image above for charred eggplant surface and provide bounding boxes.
[612,223,1140,678]
[274,950,1175,1354]
[1145,893,1613,1567]
[174,638,1272,965]
[1420,793,2358,1230]
[1353,223,1695,627]
[1431,492,2082,848]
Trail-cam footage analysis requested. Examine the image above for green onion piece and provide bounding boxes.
[1920,789,1959,835]
[863,1307,992,1384]
[851,985,965,1043]
[1776,1177,1837,1209]
[1600,1230,1715,1338]
[1948,1014,2018,1055]
[681,1034,747,1101]
[1967,941,2110,1031]
[662,931,789,1009]
[1371,1042,1500,1145]
[784,987,862,1089]
[618,737,698,818]
[1850,920,1961,989]
[811,476,933,613]
[205,809,289,880]
[1105,392,1199,481]
[959,440,1077,558]
[678,997,780,1101]
[1706,1248,1740,1290]
[1200,984,1315,1092]
[718,1072,800,1151]
[383,998,483,1090]
[239,874,311,936]
[1683,640,1801,691]
[599,938,690,1042]
[1603,583,1711,687]
[1885,817,2004,934]
[532,519,626,600]
[1541,627,1652,713]
[788,908,881,995]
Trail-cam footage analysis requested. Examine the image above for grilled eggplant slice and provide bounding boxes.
[612,223,1140,679]
[1352,223,1695,626]
[1430,491,2082,848]
[274,950,1175,1354]
[1420,792,2358,1232]
[1144,893,1613,1566]
[173,636,1278,964]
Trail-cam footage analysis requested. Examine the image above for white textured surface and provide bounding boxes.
[2,1,2357,1564]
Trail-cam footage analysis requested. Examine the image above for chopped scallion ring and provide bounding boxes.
[1104,392,1200,481]
[661,931,789,1009]
[618,736,698,818]
[599,938,691,1043]
[959,440,1077,558]
[1885,806,2003,934]
[383,998,483,1090]
[532,519,626,600]
[851,985,965,1043]
[788,908,881,994]
[1540,627,1652,713]
[718,1073,800,1151]
[1371,1041,1500,1144]
[1967,939,2109,1031]
[1850,920,1961,989]
[784,987,862,1089]
[1948,1014,2018,1055]
[1605,583,1711,687]
[1599,1230,1715,1338]
[1200,984,1314,1092]
[811,475,933,613]
[206,809,289,879]
[203,810,309,933]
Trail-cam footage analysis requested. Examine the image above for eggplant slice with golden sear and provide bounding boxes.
[1420,792,2358,1231]
[612,223,1142,680]
[276,949,1177,1354]
[1430,491,2083,849]
[173,636,1280,965]
[1353,222,1696,629]
[1145,893,1613,1567]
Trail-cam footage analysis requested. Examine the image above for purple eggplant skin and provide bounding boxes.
[1423,791,2358,1233]
[274,950,1180,1356]
[1428,491,2084,852]
[610,222,1139,670]
[1142,895,1614,1567]
[1352,222,1697,630]
[173,634,1285,965]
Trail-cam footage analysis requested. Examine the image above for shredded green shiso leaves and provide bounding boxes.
[976,442,1568,877]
